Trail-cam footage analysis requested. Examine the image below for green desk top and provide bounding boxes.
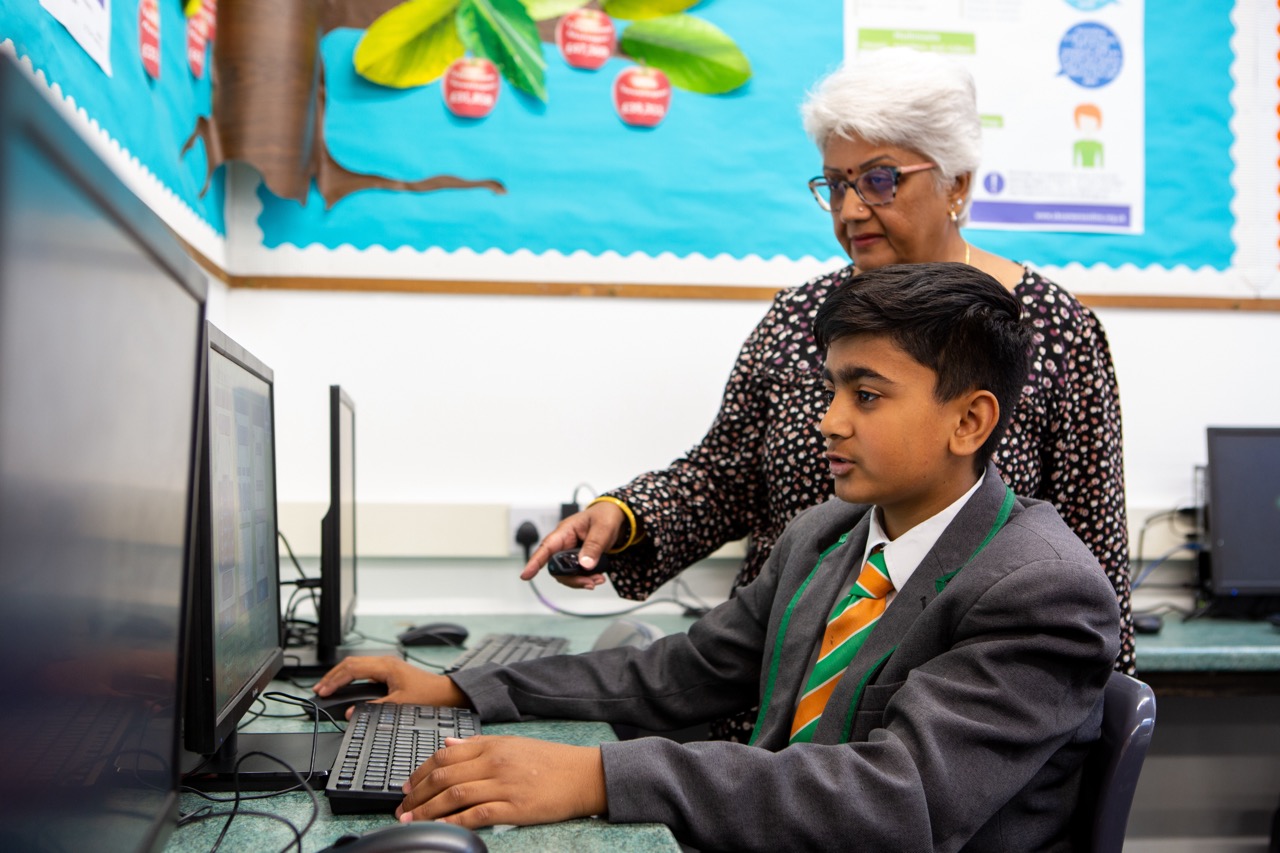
[166,608,1280,851]
[1132,613,1280,672]
[167,613,696,853]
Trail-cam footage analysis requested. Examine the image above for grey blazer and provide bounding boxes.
[453,465,1121,852]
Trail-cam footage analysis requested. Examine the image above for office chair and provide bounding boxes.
[1077,671,1157,853]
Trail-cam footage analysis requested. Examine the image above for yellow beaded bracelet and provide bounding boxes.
[588,496,644,554]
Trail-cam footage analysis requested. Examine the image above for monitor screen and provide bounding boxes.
[1205,427,1280,597]
[184,324,283,758]
[0,57,205,852]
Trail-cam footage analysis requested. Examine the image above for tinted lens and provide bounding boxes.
[856,167,898,204]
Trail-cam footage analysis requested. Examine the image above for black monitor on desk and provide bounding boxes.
[280,386,385,676]
[0,55,205,852]
[182,325,342,790]
[1203,427,1280,614]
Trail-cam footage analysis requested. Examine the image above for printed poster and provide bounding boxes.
[40,0,112,76]
[844,0,1144,234]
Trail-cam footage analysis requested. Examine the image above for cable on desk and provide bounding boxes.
[178,746,320,853]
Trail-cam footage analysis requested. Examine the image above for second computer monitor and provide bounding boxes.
[182,325,342,790]
[318,386,357,661]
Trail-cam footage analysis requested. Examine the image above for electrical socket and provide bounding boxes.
[506,505,567,557]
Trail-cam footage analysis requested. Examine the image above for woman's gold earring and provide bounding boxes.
[949,208,958,223]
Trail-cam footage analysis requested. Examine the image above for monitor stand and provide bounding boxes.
[182,730,344,792]
[278,643,401,679]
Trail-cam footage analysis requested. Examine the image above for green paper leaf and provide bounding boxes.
[457,0,547,101]
[601,0,698,22]
[619,14,751,94]
[184,0,201,18]
[519,0,590,21]
[355,0,466,89]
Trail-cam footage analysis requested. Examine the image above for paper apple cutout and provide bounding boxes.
[613,66,671,128]
[443,57,500,119]
[556,8,615,71]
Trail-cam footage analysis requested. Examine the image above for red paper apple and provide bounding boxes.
[556,8,615,71]
[139,0,160,79]
[613,66,671,128]
[443,57,500,119]
[186,9,208,78]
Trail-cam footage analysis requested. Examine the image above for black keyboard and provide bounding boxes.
[325,702,480,814]
[442,632,570,673]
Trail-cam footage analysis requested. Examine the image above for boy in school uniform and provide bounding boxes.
[316,262,1121,852]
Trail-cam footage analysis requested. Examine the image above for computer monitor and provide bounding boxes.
[1204,427,1280,606]
[281,386,388,676]
[320,386,358,660]
[0,55,205,852]
[182,325,341,790]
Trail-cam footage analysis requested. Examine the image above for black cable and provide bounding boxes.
[277,530,309,580]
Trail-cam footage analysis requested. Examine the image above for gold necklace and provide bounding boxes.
[964,242,971,265]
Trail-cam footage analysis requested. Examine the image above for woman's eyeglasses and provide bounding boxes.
[808,163,936,211]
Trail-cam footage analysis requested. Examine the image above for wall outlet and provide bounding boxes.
[507,505,568,557]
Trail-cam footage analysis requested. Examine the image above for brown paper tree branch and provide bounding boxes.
[184,0,505,208]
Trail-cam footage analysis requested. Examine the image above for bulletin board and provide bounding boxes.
[3,0,1279,305]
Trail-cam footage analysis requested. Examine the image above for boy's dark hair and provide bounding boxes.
[813,262,1033,468]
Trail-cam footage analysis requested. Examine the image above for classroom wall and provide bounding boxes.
[209,271,1280,576]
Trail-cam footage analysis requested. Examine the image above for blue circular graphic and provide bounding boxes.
[1063,0,1117,10]
[983,172,1006,195]
[1058,22,1123,88]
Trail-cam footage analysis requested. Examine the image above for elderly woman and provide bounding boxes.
[523,49,1133,737]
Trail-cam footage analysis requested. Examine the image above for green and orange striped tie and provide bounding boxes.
[789,545,893,744]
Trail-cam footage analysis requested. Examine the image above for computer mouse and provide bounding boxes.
[592,617,663,651]
[398,622,470,647]
[319,822,488,853]
[1133,613,1163,634]
[311,680,390,717]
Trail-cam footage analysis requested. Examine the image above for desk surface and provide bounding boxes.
[167,608,1280,850]
[168,613,696,853]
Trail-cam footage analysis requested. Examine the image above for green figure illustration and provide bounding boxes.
[1073,103,1104,168]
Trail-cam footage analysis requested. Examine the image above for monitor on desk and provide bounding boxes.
[1204,427,1280,606]
[280,386,377,676]
[0,55,205,852]
[182,325,342,790]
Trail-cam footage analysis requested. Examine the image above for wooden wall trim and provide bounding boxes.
[182,243,1280,310]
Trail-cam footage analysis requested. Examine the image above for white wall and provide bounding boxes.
[209,279,1280,569]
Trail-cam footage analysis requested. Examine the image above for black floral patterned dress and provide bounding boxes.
[604,264,1133,739]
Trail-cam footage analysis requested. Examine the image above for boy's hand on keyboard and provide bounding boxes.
[314,656,469,718]
[396,735,606,829]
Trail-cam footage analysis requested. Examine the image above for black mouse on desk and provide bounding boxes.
[1133,613,1164,634]
[398,622,470,647]
[312,681,390,717]
[320,822,487,853]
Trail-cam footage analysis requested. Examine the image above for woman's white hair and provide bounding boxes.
[801,48,982,223]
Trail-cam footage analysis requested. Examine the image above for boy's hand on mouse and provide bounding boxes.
[313,657,468,718]
[396,736,606,829]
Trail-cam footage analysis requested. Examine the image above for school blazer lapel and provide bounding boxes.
[812,466,1012,743]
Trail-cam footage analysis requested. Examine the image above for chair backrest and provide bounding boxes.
[1079,671,1157,853]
